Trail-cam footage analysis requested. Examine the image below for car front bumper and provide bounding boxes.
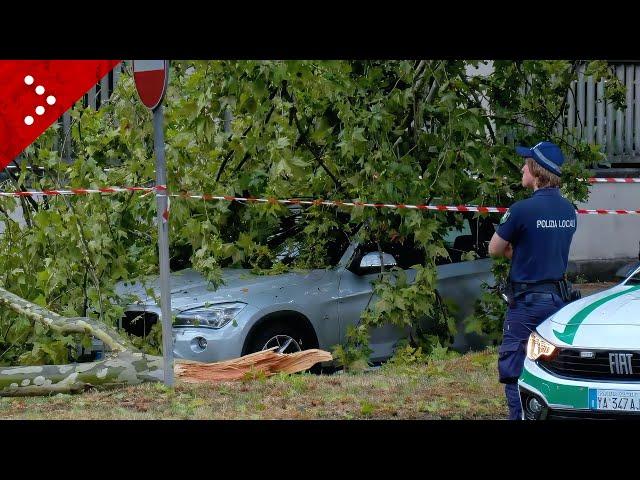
[518,357,640,420]
[172,305,260,363]
[173,326,245,363]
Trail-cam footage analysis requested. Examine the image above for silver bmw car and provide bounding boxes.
[114,215,495,363]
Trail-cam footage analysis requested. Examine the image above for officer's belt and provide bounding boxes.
[509,281,563,298]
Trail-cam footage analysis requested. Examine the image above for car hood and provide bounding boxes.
[538,284,640,349]
[115,268,328,311]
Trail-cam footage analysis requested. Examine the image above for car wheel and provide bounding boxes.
[248,321,306,355]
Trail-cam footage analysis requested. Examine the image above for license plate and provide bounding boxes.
[589,389,640,412]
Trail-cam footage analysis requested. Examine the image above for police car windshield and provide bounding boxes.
[625,264,640,284]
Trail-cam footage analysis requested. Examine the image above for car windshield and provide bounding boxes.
[625,265,640,284]
[267,213,353,268]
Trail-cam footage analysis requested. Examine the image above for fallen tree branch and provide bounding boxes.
[0,286,134,354]
[0,350,163,396]
[0,286,332,396]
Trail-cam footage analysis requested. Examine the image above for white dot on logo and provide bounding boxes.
[35,85,45,95]
[24,75,34,85]
[24,116,34,126]
[35,106,45,115]
[46,95,56,105]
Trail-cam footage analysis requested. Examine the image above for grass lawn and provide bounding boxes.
[0,348,506,420]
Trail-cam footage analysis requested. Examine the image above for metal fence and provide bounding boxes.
[57,61,127,162]
[567,63,640,163]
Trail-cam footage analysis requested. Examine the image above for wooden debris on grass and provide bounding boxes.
[174,348,333,383]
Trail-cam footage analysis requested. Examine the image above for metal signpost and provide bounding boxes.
[132,60,173,386]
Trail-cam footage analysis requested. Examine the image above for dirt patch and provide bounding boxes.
[576,282,617,297]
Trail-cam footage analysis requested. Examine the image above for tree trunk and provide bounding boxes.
[0,351,163,396]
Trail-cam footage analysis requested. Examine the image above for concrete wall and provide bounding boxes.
[570,182,639,262]
[567,180,640,279]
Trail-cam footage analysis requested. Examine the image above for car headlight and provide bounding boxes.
[526,331,557,361]
[174,302,246,329]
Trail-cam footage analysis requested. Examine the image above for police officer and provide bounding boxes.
[488,141,577,420]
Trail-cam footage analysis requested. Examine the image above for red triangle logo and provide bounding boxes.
[0,60,121,170]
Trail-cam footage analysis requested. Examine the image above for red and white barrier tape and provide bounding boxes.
[1,185,639,215]
[171,193,640,215]
[576,209,640,215]
[6,164,639,184]
[171,193,510,214]
[587,177,640,183]
[0,186,157,197]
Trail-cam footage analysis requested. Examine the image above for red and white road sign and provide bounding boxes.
[133,60,169,110]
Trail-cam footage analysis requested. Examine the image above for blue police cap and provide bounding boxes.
[515,141,564,176]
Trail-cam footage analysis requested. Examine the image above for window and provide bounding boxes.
[271,226,351,267]
[351,236,425,272]
[377,237,426,270]
[441,215,494,264]
[350,214,496,272]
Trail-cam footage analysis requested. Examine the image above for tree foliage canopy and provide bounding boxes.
[0,60,624,366]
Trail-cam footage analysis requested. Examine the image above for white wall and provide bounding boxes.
[0,199,26,234]
[465,61,494,78]
[570,182,640,261]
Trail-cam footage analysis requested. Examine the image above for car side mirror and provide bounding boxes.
[358,251,397,275]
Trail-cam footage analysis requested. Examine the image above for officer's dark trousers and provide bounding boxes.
[498,292,566,420]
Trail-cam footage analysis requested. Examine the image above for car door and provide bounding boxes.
[269,221,352,352]
[337,241,418,361]
[436,216,495,351]
[336,249,379,355]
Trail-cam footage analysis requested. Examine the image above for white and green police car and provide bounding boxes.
[519,263,640,419]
